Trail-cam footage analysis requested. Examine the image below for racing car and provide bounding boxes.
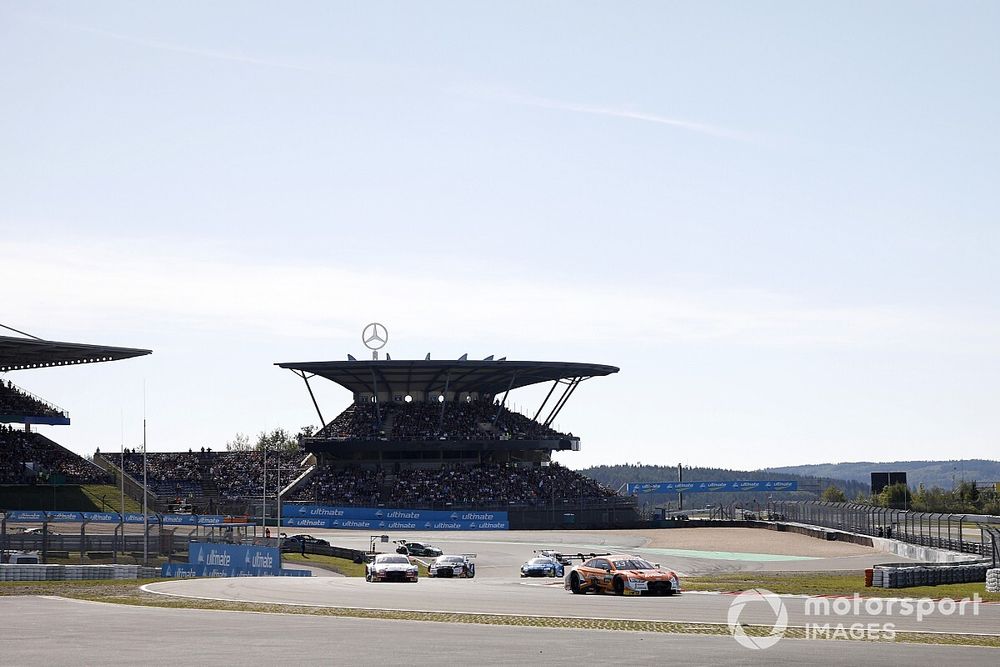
[534,550,573,566]
[366,553,419,583]
[395,541,443,558]
[565,554,680,596]
[427,554,476,578]
[520,556,564,578]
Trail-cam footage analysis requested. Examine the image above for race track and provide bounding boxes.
[141,527,996,636]
[4,597,999,666]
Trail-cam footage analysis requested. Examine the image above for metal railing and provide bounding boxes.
[769,500,999,556]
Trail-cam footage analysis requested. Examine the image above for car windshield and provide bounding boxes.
[377,555,410,564]
[528,558,553,566]
[437,556,465,563]
[612,559,655,570]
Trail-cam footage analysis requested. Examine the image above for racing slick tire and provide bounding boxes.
[569,572,585,594]
[365,572,372,582]
[612,576,625,596]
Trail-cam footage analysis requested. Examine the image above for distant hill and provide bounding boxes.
[766,460,1000,490]
[579,464,869,505]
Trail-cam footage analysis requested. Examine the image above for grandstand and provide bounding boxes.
[0,328,150,490]
[274,357,635,524]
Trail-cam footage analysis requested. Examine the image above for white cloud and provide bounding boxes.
[1,239,980,351]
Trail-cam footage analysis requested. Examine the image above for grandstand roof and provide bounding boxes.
[275,359,619,396]
[0,335,152,372]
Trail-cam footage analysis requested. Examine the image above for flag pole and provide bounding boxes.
[142,381,148,566]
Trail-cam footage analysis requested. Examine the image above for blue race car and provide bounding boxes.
[520,556,564,578]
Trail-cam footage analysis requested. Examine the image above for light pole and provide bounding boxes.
[276,451,281,543]
[262,446,268,532]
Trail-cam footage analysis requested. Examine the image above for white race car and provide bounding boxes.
[366,554,419,582]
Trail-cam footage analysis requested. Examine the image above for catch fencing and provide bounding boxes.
[769,500,999,559]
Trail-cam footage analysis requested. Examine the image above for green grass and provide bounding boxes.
[0,579,997,648]
[79,485,143,513]
[282,553,367,577]
[682,571,1000,602]
[0,484,141,513]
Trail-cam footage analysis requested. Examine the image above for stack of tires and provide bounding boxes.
[988,568,1000,593]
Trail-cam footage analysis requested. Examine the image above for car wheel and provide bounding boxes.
[468,569,475,579]
[613,576,625,596]
[569,572,584,594]
[365,572,372,582]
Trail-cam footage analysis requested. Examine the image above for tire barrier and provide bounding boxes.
[987,568,1000,593]
[871,562,990,589]
[0,563,160,581]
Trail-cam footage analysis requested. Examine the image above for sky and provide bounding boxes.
[1,1,998,471]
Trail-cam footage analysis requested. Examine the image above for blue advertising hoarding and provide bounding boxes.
[161,563,309,578]
[3,510,47,522]
[187,542,282,575]
[3,510,244,525]
[626,480,799,494]
[282,505,508,530]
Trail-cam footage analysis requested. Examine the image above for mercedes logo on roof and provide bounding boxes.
[362,323,388,351]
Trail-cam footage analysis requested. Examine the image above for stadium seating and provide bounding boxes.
[314,400,567,441]
[0,427,111,484]
[118,450,309,501]
[289,462,617,508]
[0,381,65,420]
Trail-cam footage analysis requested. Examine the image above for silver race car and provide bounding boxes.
[427,554,477,578]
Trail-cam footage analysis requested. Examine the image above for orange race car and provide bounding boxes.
[564,554,680,596]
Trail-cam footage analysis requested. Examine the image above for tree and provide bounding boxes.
[821,485,846,503]
[256,427,298,452]
[877,482,912,509]
[226,432,252,452]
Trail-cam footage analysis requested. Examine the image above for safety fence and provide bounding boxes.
[769,500,1000,558]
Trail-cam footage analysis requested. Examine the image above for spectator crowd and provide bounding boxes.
[1,426,110,484]
[314,399,567,442]
[0,381,66,420]
[289,462,618,508]
[119,449,309,501]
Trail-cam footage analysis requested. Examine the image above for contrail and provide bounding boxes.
[482,90,752,142]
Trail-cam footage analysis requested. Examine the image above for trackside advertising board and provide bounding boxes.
[161,563,309,578]
[187,542,283,575]
[3,511,234,525]
[626,480,799,494]
[160,542,307,579]
[283,505,509,530]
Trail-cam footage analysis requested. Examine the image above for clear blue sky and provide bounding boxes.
[2,1,998,470]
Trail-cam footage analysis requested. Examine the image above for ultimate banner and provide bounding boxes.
[626,480,799,494]
[282,505,508,531]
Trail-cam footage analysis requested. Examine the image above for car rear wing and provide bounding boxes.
[557,552,611,561]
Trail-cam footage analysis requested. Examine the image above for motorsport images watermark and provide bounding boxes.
[726,588,983,649]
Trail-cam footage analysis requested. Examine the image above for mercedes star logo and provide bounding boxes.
[362,322,388,350]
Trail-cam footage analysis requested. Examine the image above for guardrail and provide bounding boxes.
[769,500,999,557]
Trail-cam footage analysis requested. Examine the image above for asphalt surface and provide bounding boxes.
[296,528,911,577]
[3,596,998,666]
[145,574,1000,634]
[144,528,995,635]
